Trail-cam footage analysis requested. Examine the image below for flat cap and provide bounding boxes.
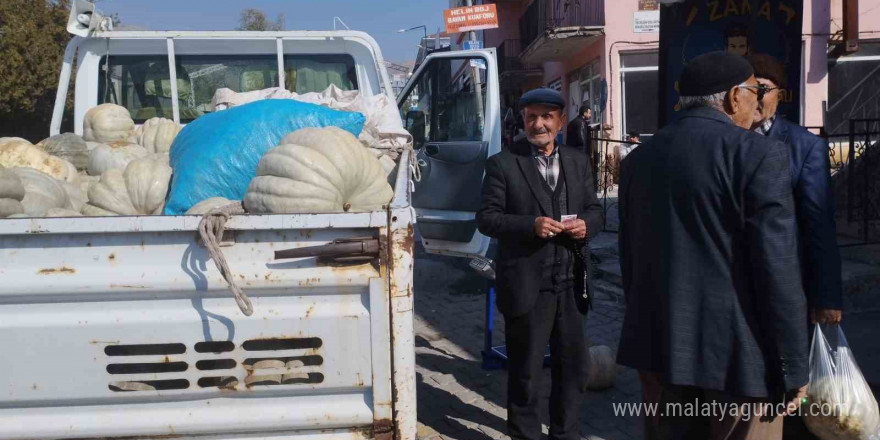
[520,87,565,109]
[746,53,787,88]
[679,51,754,97]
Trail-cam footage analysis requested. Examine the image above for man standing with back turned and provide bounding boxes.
[477,88,603,440]
[617,52,809,439]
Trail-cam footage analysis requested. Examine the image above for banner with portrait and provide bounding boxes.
[658,0,804,125]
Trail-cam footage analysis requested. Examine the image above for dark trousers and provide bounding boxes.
[504,287,587,440]
[639,372,783,440]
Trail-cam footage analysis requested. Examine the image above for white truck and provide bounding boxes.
[0,6,500,440]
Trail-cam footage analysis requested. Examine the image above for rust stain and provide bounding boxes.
[37,267,75,275]
[298,277,321,287]
[374,419,394,440]
[163,356,170,363]
[304,305,315,319]
[107,253,116,262]
[89,340,120,345]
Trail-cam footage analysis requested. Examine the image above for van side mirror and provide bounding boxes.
[406,110,427,149]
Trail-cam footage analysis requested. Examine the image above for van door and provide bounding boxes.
[397,49,500,258]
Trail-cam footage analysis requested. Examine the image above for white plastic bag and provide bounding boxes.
[803,325,880,440]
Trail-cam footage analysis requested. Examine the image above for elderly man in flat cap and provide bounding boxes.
[617,51,809,440]
[477,88,603,440]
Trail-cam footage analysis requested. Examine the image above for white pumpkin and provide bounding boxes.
[84,156,171,216]
[45,208,83,217]
[84,169,136,216]
[0,166,26,218]
[152,153,170,166]
[11,167,72,216]
[83,103,135,143]
[124,156,172,215]
[131,117,182,153]
[0,199,25,217]
[0,138,78,182]
[73,172,101,195]
[37,133,90,171]
[81,203,116,217]
[0,137,30,148]
[60,180,88,212]
[87,141,149,176]
[186,197,237,215]
[244,127,393,214]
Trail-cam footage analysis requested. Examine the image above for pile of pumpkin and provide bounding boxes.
[0,103,394,218]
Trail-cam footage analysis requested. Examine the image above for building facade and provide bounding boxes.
[479,0,880,143]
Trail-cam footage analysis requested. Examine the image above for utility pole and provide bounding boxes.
[465,0,485,132]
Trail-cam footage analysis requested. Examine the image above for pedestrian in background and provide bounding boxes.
[477,87,603,440]
[617,52,809,440]
[566,105,597,190]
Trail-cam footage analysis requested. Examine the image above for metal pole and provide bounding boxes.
[466,0,486,133]
[849,119,855,225]
[864,122,870,243]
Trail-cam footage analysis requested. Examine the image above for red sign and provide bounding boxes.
[444,4,499,34]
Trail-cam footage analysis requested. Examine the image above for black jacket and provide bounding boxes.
[768,117,843,310]
[566,116,592,151]
[477,139,603,317]
[617,107,809,398]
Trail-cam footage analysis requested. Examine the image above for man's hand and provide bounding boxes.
[562,218,587,240]
[811,308,843,325]
[534,217,564,239]
[785,385,808,416]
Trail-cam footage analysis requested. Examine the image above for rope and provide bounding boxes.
[197,203,252,316]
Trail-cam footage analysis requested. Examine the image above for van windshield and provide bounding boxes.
[98,54,358,123]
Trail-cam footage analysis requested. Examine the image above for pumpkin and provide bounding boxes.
[0,137,30,149]
[83,103,135,143]
[0,166,26,217]
[73,172,101,195]
[45,208,83,217]
[83,156,171,216]
[0,138,78,182]
[124,156,172,215]
[84,169,136,216]
[11,167,72,216]
[131,117,181,153]
[81,203,116,217]
[186,197,238,215]
[37,133,90,171]
[87,141,149,176]
[244,127,393,214]
[60,180,88,212]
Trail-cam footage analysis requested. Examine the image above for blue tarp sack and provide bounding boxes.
[163,99,365,215]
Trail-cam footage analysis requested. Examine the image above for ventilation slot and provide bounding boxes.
[194,341,235,354]
[196,359,236,371]
[198,376,239,389]
[242,337,322,351]
[109,379,189,392]
[242,358,324,387]
[105,343,186,356]
[107,362,188,374]
[243,355,323,368]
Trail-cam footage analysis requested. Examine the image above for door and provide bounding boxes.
[397,49,500,258]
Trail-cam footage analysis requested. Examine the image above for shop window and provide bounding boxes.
[827,41,880,136]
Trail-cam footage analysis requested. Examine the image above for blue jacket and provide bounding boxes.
[767,116,843,310]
